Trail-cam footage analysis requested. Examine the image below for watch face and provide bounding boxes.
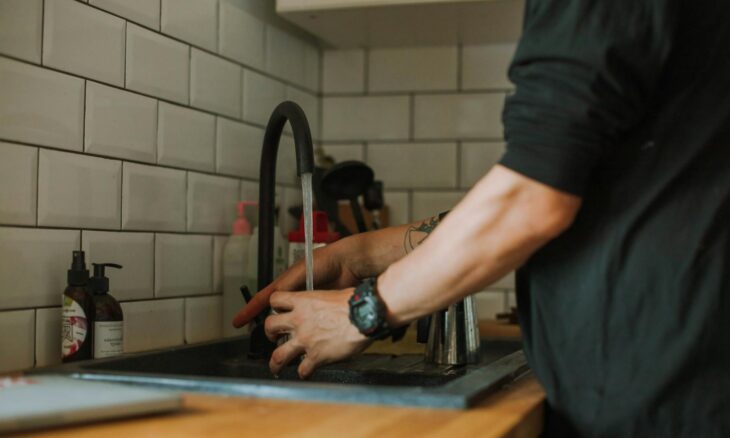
[354,300,378,331]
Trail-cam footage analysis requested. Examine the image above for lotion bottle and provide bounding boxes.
[90,263,124,359]
[62,251,94,363]
[222,201,256,337]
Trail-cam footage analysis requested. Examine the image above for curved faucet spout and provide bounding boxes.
[258,101,315,291]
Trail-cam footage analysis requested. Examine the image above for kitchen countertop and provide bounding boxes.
[24,322,546,437]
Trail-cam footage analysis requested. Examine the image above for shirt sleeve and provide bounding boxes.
[500,0,679,196]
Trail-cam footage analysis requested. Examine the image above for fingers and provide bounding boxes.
[231,286,274,328]
[264,313,294,342]
[269,340,305,376]
[270,291,297,312]
[297,355,321,379]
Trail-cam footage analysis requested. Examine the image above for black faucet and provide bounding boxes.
[248,101,315,358]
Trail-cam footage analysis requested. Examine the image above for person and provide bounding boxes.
[234,0,730,435]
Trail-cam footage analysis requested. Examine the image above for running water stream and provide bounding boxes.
[301,173,315,291]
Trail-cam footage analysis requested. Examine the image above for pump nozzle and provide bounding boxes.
[67,250,90,286]
[90,263,123,295]
[233,201,258,235]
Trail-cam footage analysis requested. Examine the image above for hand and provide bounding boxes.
[265,288,372,378]
[232,235,367,328]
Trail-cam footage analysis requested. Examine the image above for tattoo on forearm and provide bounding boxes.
[404,215,441,253]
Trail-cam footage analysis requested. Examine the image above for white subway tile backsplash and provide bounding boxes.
[266,25,305,86]
[303,43,321,92]
[0,227,79,310]
[122,162,186,231]
[476,291,507,320]
[321,144,364,163]
[121,298,184,353]
[85,81,157,163]
[187,173,240,234]
[276,135,298,185]
[240,180,258,204]
[0,310,35,372]
[161,0,217,52]
[216,118,262,179]
[35,307,61,367]
[81,231,154,301]
[126,23,190,104]
[460,142,505,188]
[384,191,410,226]
[155,234,213,297]
[242,70,286,126]
[43,0,125,86]
[411,191,465,221]
[368,142,457,189]
[414,93,505,140]
[462,43,516,90]
[493,271,516,289]
[90,0,161,30]
[0,142,37,225]
[369,46,457,92]
[286,87,319,139]
[0,57,84,150]
[38,150,121,229]
[219,0,265,69]
[191,49,242,118]
[322,49,365,94]
[185,295,222,344]
[322,96,410,141]
[213,235,226,294]
[157,103,216,172]
[0,0,42,63]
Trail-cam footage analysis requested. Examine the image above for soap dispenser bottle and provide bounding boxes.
[62,250,94,363]
[90,263,124,359]
[223,201,256,337]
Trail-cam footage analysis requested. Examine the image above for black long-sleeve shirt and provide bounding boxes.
[500,0,730,436]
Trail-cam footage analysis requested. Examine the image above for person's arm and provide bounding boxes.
[232,214,447,328]
[266,164,580,378]
[378,164,580,325]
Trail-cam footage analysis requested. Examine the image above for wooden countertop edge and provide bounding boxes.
[25,321,545,438]
[27,375,544,438]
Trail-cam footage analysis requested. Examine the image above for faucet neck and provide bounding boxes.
[257,101,315,291]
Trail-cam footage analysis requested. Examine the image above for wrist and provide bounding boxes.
[376,269,406,327]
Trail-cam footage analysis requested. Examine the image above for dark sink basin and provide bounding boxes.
[36,337,529,409]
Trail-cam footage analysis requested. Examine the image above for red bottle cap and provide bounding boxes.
[288,211,340,243]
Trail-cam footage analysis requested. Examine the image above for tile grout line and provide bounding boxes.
[27,2,333,96]
[187,45,192,106]
[0,52,326,134]
[215,0,220,54]
[123,21,128,87]
[0,136,286,187]
[82,80,87,152]
[35,147,40,227]
[40,0,46,65]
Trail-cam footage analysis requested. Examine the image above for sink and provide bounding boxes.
[35,336,529,409]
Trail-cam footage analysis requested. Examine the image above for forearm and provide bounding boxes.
[378,165,581,325]
[339,216,445,279]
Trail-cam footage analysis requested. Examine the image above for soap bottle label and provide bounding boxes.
[62,296,88,359]
[93,321,123,358]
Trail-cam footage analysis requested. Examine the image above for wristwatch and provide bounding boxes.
[348,278,407,341]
